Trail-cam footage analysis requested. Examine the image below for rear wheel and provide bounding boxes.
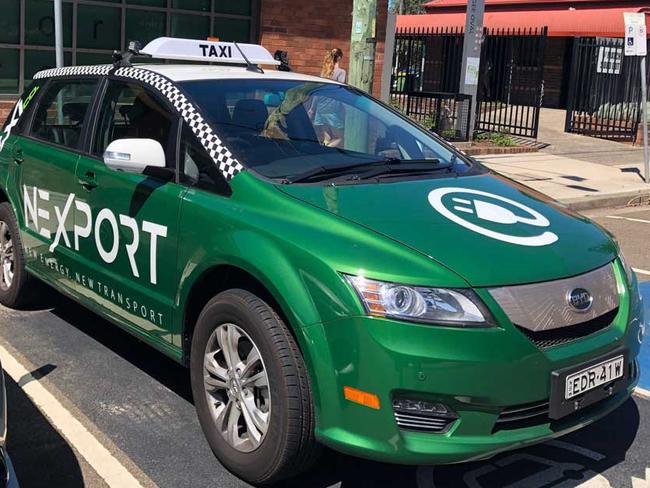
[0,202,34,308]
[190,289,318,484]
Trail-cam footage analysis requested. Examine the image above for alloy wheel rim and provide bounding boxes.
[203,323,271,453]
[0,221,14,291]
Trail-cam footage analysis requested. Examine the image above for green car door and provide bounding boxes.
[73,79,185,355]
[15,79,98,288]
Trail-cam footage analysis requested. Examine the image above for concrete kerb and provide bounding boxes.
[561,190,650,211]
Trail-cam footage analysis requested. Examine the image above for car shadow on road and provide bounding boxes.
[32,285,644,488]
[5,375,85,488]
[39,286,193,404]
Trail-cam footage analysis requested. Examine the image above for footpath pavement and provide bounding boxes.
[479,152,650,210]
[476,108,650,211]
[535,108,646,167]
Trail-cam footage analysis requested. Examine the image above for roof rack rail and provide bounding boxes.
[112,40,146,68]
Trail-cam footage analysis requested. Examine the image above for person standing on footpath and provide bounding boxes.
[312,48,346,147]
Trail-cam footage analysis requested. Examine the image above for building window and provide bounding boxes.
[0,50,20,94]
[214,0,251,16]
[25,50,72,83]
[127,0,166,7]
[171,14,210,40]
[125,9,166,46]
[1,0,258,98]
[77,5,121,50]
[172,0,209,12]
[26,0,73,47]
[213,17,251,43]
[0,0,20,45]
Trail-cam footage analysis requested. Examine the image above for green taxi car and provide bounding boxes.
[0,38,644,485]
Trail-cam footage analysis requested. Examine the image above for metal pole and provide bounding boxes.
[641,55,649,183]
[459,0,485,141]
[54,0,64,125]
[54,0,64,68]
[380,12,397,103]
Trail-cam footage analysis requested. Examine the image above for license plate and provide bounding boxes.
[565,355,624,399]
[549,351,628,420]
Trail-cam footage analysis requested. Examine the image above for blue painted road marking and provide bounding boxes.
[638,281,650,391]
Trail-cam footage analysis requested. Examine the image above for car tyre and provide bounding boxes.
[0,202,34,308]
[190,289,319,485]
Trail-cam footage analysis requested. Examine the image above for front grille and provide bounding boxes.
[493,400,550,432]
[489,263,618,333]
[393,411,456,433]
[516,308,618,349]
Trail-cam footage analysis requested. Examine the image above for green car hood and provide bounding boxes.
[277,173,617,287]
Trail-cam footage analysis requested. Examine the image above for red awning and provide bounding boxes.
[397,8,650,37]
[423,0,628,8]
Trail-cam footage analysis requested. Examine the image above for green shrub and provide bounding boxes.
[474,131,516,147]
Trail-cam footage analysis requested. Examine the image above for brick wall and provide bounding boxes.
[259,0,388,98]
[0,101,16,128]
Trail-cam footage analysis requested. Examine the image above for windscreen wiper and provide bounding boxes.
[283,158,443,184]
[354,160,452,181]
[283,160,388,184]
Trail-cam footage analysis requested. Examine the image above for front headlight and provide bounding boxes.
[345,275,495,327]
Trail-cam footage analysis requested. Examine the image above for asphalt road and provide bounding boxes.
[2,204,650,488]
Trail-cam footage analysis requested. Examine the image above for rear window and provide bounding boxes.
[30,79,98,150]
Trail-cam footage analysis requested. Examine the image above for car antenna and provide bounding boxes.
[112,40,145,68]
[233,41,264,74]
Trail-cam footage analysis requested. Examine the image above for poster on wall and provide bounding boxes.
[596,46,623,74]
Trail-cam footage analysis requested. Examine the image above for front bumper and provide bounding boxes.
[300,268,643,465]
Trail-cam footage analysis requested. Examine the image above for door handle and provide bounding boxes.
[78,171,98,190]
[12,147,23,165]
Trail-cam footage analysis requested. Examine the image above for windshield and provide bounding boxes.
[180,79,472,182]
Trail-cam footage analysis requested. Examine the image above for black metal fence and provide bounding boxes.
[476,27,547,139]
[565,37,650,142]
[390,91,472,141]
[391,26,548,140]
[391,27,464,94]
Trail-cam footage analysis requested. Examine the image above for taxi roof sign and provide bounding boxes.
[140,37,280,66]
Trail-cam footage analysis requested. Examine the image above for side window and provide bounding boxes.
[30,79,98,150]
[93,81,175,167]
[179,126,230,196]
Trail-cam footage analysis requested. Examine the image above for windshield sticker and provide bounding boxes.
[428,187,559,247]
[0,99,24,153]
[0,85,40,153]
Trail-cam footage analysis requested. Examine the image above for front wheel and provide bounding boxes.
[0,202,34,308]
[190,289,318,484]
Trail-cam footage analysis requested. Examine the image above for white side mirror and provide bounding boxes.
[103,138,166,174]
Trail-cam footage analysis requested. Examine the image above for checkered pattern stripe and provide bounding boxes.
[34,65,113,80]
[114,67,244,181]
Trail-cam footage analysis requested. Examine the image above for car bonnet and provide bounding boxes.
[277,173,617,287]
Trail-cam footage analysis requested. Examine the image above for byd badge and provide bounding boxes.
[428,187,559,247]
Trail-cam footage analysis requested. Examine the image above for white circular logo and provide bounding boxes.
[428,187,559,247]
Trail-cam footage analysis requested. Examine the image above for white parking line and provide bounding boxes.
[633,268,650,276]
[0,343,144,488]
[606,215,650,225]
